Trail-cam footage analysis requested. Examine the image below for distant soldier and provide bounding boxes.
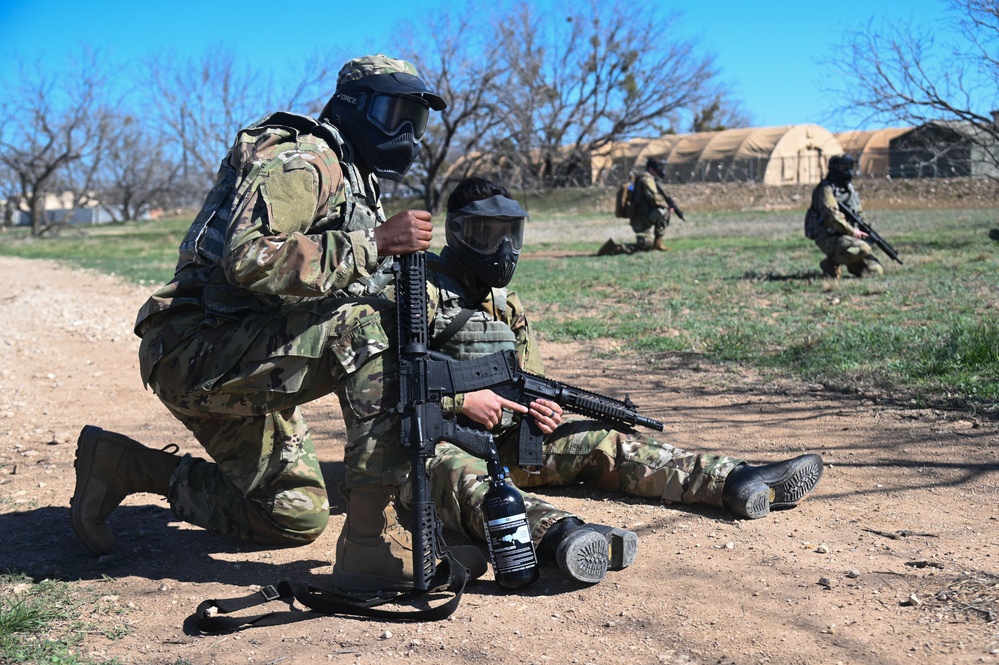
[804,155,883,278]
[599,157,684,255]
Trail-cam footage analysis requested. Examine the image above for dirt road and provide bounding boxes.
[1,256,996,664]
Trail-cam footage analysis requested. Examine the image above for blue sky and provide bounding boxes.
[0,0,955,132]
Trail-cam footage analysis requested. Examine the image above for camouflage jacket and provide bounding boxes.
[805,179,863,239]
[134,112,387,380]
[630,171,670,227]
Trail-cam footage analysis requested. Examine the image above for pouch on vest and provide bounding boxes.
[614,180,635,218]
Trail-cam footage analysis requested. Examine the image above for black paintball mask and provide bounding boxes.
[446,195,528,289]
[646,157,666,179]
[828,155,856,186]
[322,72,445,181]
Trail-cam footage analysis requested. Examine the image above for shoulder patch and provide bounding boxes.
[259,161,319,235]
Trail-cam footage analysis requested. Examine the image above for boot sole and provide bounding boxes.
[727,455,824,519]
[575,525,638,570]
[556,530,610,584]
[769,455,824,509]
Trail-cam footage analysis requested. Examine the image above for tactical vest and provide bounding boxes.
[176,112,385,277]
[805,180,861,239]
[426,254,517,361]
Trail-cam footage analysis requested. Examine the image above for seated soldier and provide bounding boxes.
[406,176,824,585]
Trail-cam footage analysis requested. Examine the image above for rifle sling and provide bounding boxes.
[428,307,476,352]
[193,551,471,633]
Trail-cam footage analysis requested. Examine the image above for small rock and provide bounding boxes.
[381,630,392,640]
[818,577,833,589]
[815,543,830,554]
[845,570,861,579]
[901,594,921,607]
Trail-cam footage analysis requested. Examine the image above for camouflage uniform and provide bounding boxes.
[628,171,671,251]
[397,249,742,546]
[805,178,883,276]
[135,109,405,546]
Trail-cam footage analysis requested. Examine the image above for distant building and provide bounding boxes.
[834,128,911,179]
[632,125,844,186]
[3,191,114,226]
[889,121,999,179]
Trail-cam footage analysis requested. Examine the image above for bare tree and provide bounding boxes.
[0,52,114,236]
[829,0,999,174]
[397,11,506,211]
[143,46,276,196]
[143,46,347,207]
[691,95,752,133]
[487,0,725,189]
[91,114,186,221]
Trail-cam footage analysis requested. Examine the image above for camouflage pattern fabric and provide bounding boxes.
[629,171,670,250]
[399,443,573,547]
[399,420,742,548]
[134,111,402,546]
[805,179,883,275]
[502,421,739,508]
[144,296,406,545]
[337,54,421,85]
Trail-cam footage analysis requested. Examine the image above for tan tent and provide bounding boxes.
[834,128,910,178]
[634,124,844,185]
[590,138,652,185]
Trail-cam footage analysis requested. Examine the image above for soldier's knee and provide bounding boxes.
[259,508,330,545]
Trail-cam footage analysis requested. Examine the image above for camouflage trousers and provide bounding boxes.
[142,297,408,547]
[630,210,668,251]
[814,233,883,274]
[400,419,742,546]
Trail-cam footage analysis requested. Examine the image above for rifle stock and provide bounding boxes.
[837,202,903,265]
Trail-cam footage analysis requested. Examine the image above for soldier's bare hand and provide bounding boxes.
[528,399,562,434]
[461,390,527,430]
[853,228,869,239]
[375,210,434,256]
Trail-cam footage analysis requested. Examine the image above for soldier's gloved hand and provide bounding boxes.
[375,210,433,256]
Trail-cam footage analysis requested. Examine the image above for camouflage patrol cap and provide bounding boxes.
[336,54,446,110]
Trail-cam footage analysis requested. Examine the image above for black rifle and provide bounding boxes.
[837,202,903,265]
[394,251,520,591]
[489,371,665,468]
[654,180,685,221]
[665,194,685,221]
[395,252,667,587]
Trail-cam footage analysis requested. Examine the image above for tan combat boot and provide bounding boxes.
[653,236,671,251]
[819,257,841,278]
[332,486,414,591]
[71,425,181,555]
[331,485,487,591]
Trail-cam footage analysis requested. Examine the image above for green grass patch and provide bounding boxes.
[512,206,999,412]
[1,572,129,664]
[1,203,997,414]
[0,218,191,285]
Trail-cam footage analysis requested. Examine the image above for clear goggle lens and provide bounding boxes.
[456,216,525,253]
